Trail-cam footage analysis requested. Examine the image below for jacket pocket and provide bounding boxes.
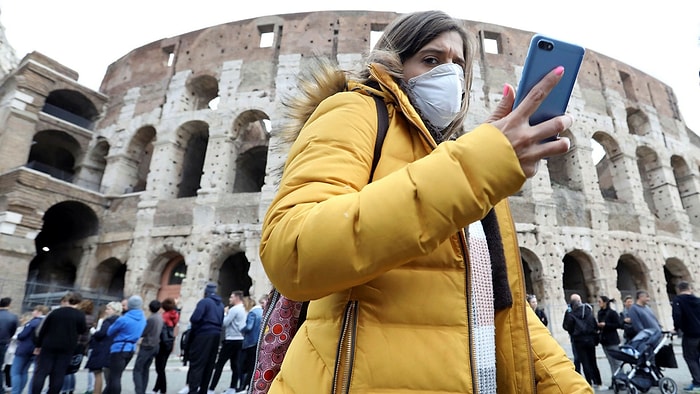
[332,300,358,394]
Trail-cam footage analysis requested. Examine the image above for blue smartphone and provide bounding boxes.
[512,34,585,140]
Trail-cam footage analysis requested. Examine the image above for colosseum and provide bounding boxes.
[0,10,697,342]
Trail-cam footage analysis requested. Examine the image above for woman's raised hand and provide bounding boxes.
[488,67,572,178]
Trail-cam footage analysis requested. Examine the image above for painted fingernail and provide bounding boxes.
[502,84,510,96]
[554,66,565,76]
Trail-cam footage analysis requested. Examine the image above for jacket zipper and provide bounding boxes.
[332,300,358,394]
[500,202,537,393]
[458,229,478,393]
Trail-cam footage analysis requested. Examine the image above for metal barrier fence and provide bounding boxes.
[0,279,121,315]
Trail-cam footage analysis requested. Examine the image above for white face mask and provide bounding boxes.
[407,63,465,131]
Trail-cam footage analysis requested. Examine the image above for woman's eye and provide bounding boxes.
[423,57,439,66]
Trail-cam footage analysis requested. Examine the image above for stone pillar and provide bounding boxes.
[0,97,38,172]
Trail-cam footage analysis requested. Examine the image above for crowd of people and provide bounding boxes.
[527,282,700,392]
[0,286,266,394]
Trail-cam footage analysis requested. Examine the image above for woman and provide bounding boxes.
[597,295,622,388]
[238,297,263,392]
[105,295,146,394]
[527,294,549,326]
[10,306,48,394]
[84,301,121,394]
[259,9,589,394]
[152,297,179,394]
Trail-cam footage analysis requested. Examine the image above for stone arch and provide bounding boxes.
[152,252,187,301]
[562,249,597,304]
[186,74,219,110]
[212,251,253,298]
[664,257,691,301]
[626,107,651,136]
[234,145,268,192]
[671,154,700,225]
[126,126,157,193]
[26,201,100,297]
[26,130,82,183]
[176,121,210,198]
[636,145,661,218]
[90,257,126,299]
[232,110,270,193]
[42,89,99,130]
[616,253,650,300]
[592,131,625,202]
[520,247,545,304]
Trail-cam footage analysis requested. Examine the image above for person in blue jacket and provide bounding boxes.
[187,282,224,394]
[105,295,146,394]
[237,296,264,392]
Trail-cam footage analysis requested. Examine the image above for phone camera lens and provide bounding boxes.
[537,40,554,51]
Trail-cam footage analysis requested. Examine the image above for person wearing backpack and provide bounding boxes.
[259,9,589,394]
[563,294,603,389]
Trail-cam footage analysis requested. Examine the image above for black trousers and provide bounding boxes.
[572,339,602,386]
[187,333,221,394]
[30,349,72,394]
[104,351,134,394]
[153,342,173,393]
[209,339,243,390]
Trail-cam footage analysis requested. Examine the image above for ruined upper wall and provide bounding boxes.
[96,11,686,141]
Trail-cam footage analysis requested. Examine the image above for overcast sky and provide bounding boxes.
[1,0,698,133]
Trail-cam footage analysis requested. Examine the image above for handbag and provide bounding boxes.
[66,352,84,374]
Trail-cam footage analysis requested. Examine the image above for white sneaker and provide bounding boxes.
[177,386,189,394]
[207,390,216,394]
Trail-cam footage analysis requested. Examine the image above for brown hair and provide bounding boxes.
[360,10,475,139]
[161,297,177,311]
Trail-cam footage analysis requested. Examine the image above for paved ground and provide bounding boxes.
[29,341,692,394]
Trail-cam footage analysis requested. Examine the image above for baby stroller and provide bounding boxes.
[608,329,678,394]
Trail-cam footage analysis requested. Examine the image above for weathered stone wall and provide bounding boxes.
[0,11,698,341]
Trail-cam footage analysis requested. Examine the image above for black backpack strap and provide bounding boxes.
[296,96,387,328]
[369,95,389,182]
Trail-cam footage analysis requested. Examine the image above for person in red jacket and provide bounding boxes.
[153,297,180,394]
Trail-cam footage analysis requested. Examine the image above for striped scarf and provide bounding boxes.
[468,210,513,393]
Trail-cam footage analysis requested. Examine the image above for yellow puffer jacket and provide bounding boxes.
[260,64,591,393]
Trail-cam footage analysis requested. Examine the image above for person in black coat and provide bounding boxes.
[30,292,87,394]
[84,301,122,394]
[672,281,700,391]
[597,295,622,388]
[563,293,603,389]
